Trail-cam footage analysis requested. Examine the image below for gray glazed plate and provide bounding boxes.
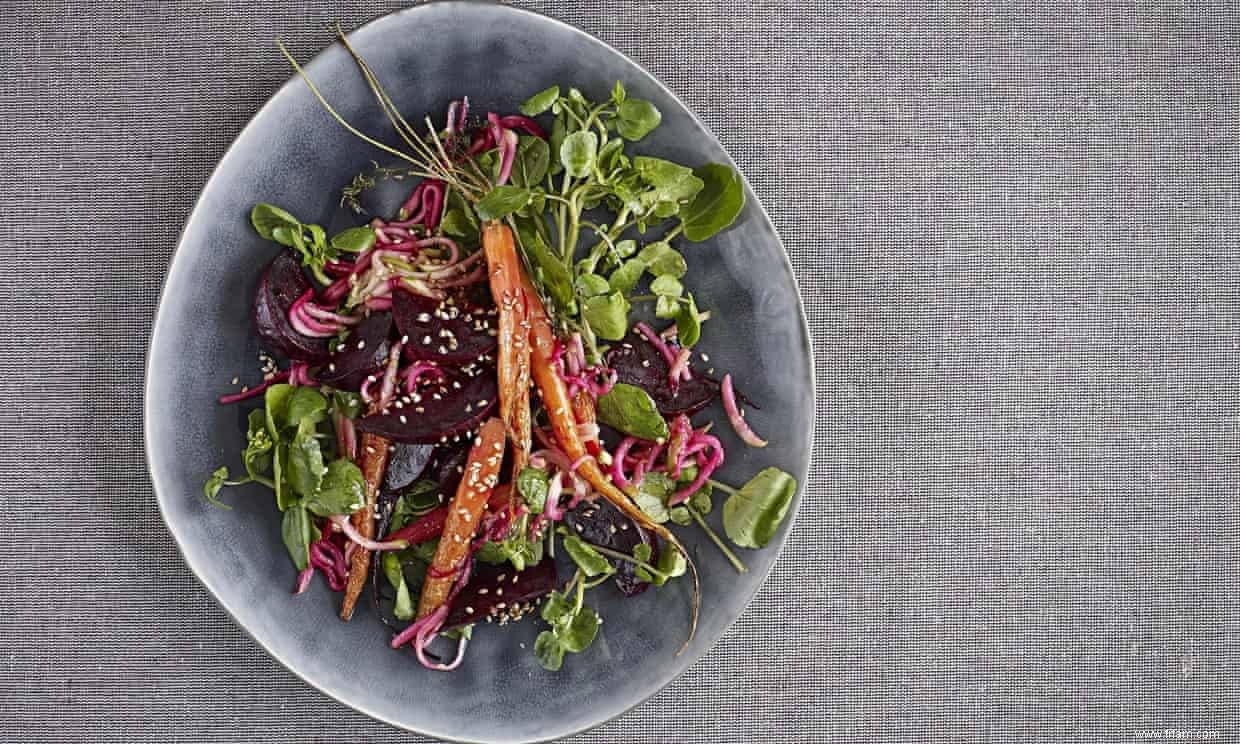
[145,2,813,742]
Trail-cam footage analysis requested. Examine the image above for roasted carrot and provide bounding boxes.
[571,389,601,456]
[519,271,700,647]
[483,222,533,479]
[340,431,391,620]
[416,417,507,619]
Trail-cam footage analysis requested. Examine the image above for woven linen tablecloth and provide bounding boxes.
[2,1,1238,742]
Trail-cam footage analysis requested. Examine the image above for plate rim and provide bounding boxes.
[144,2,817,741]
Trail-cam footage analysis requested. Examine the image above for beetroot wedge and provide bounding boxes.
[565,499,656,596]
[252,252,331,363]
[606,333,719,416]
[393,289,498,364]
[355,369,498,444]
[315,312,393,390]
[444,556,557,629]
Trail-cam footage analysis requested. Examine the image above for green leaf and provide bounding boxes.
[281,504,313,571]
[382,552,415,621]
[722,467,797,548]
[681,163,745,242]
[330,226,376,254]
[608,257,647,295]
[264,383,294,438]
[540,590,574,627]
[286,386,328,429]
[511,136,551,189]
[548,112,567,176]
[516,467,550,514]
[582,292,630,341]
[574,273,610,298]
[516,220,575,313]
[288,421,327,497]
[611,80,627,104]
[534,630,565,671]
[560,130,598,178]
[251,203,301,241]
[597,138,625,173]
[273,443,296,511]
[615,99,661,141]
[520,85,560,116]
[242,409,273,480]
[632,543,653,563]
[634,472,675,523]
[656,544,687,579]
[391,480,441,528]
[306,223,327,251]
[441,209,478,240]
[689,484,713,514]
[270,224,297,249]
[676,293,702,347]
[669,506,692,525]
[476,185,531,222]
[637,241,687,278]
[649,274,683,297]
[614,239,638,258]
[596,383,669,440]
[562,535,615,577]
[559,605,600,653]
[303,458,366,517]
[204,466,232,510]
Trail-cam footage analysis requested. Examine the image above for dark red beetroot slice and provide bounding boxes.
[606,333,719,417]
[382,443,436,494]
[444,556,557,628]
[252,252,331,363]
[428,438,472,496]
[315,312,393,390]
[393,289,498,364]
[564,499,656,597]
[355,369,498,444]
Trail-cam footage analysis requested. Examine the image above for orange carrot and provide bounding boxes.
[416,417,507,619]
[483,222,533,479]
[340,431,390,620]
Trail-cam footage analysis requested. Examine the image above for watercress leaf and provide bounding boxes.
[632,543,653,563]
[382,553,415,621]
[656,543,687,579]
[281,504,313,571]
[534,630,566,671]
[331,389,364,419]
[582,292,630,341]
[669,506,692,525]
[675,293,701,347]
[722,467,797,548]
[204,466,232,509]
[264,384,294,437]
[516,219,575,313]
[441,209,479,240]
[391,480,441,529]
[287,386,328,429]
[633,156,694,191]
[611,80,627,104]
[637,241,687,278]
[559,605,600,653]
[251,203,301,240]
[681,163,746,242]
[560,130,598,178]
[304,458,366,517]
[288,421,327,497]
[562,535,615,577]
[476,185,531,222]
[474,541,511,565]
[689,484,713,514]
[634,472,675,523]
[677,463,699,485]
[306,223,327,250]
[524,187,547,217]
[540,590,574,628]
[634,566,655,583]
[597,138,625,174]
[273,442,295,511]
[520,85,560,116]
[655,294,680,320]
[596,383,669,440]
[575,273,611,298]
[511,136,551,188]
[330,226,376,254]
[616,99,661,141]
[243,409,273,479]
[516,466,550,514]
[650,274,683,297]
[614,239,638,258]
[608,257,647,295]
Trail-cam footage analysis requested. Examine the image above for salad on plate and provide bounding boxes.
[205,31,797,672]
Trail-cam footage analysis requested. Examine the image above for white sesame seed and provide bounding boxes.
[356,340,366,350]
[230,376,239,385]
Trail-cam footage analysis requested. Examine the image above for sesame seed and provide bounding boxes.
[366,446,376,454]
[241,385,249,393]
[399,415,408,424]
[230,376,239,385]
[328,363,337,372]
[423,335,431,344]
[496,602,507,609]
[496,587,504,596]
[700,353,710,362]
[497,574,506,582]
[356,340,366,350]
[401,335,409,344]
[478,588,489,595]
[465,606,474,614]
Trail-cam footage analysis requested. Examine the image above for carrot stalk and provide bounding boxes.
[416,417,507,619]
[340,431,390,620]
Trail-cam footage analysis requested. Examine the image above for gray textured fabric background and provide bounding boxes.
[2,1,1238,742]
